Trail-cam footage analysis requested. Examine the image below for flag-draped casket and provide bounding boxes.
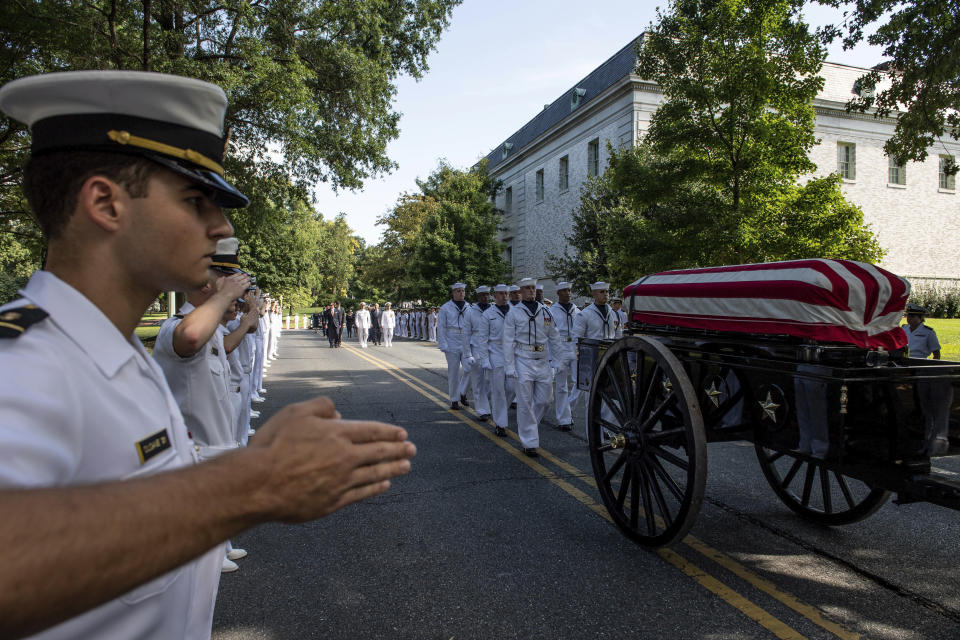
[622,259,910,350]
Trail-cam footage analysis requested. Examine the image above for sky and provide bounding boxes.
[312,0,887,245]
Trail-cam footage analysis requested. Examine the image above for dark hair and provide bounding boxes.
[23,151,162,239]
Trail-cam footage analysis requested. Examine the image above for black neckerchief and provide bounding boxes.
[495,304,510,317]
[555,302,575,336]
[519,300,542,345]
[453,299,465,310]
[450,299,467,327]
[477,302,490,311]
[510,299,519,306]
[592,304,612,338]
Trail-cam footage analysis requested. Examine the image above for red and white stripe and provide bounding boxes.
[623,259,910,350]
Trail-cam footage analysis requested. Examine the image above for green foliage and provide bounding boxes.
[367,161,510,302]
[550,0,883,289]
[0,0,460,280]
[819,0,960,171]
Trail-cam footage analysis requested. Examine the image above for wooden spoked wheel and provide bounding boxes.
[588,336,707,547]
[755,445,890,525]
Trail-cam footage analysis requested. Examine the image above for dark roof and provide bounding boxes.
[482,35,642,171]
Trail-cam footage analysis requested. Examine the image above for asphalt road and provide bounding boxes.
[212,329,960,640]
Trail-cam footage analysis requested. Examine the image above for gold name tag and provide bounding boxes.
[534,345,544,352]
[136,429,171,464]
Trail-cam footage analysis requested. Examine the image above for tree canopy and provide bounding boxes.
[819,0,960,170]
[366,161,510,303]
[0,0,460,303]
[549,0,883,290]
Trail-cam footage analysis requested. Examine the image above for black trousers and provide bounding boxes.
[326,324,340,346]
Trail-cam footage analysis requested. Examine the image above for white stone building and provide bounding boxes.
[482,36,960,298]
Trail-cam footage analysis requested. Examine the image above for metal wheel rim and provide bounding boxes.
[588,336,707,547]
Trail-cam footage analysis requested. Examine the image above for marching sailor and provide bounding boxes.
[508,285,521,306]
[467,286,493,421]
[547,282,580,431]
[572,282,623,437]
[477,285,514,437]
[437,283,473,409]
[502,278,563,457]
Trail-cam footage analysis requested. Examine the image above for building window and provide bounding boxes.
[559,155,569,191]
[587,138,600,177]
[505,246,513,266]
[504,186,513,214]
[940,155,956,190]
[888,156,906,185]
[535,169,544,202]
[837,142,856,180]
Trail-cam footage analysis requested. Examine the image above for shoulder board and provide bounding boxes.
[0,305,49,338]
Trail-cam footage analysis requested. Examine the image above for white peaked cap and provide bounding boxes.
[590,281,610,291]
[493,284,509,292]
[518,277,537,287]
[536,284,543,291]
[508,285,520,292]
[0,71,249,208]
[450,282,466,290]
[556,281,573,290]
[215,237,239,254]
[476,285,491,293]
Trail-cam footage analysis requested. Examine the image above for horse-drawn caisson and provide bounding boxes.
[576,259,960,547]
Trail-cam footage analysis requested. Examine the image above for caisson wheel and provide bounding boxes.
[588,336,706,547]
[755,445,890,525]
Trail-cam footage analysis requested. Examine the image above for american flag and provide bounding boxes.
[623,259,910,350]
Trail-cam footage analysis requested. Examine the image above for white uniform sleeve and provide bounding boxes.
[502,310,516,373]
[436,305,447,351]
[572,310,587,340]
[0,340,83,486]
[477,311,491,365]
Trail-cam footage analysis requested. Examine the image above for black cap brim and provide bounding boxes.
[146,153,249,208]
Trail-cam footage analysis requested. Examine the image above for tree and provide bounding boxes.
[0,0,460,275]
[368,161,510,303]
[819,0,960,171]
[549,0,883,289]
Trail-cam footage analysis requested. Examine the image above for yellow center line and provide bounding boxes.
[342,345,816,639]
[343,344,860,640]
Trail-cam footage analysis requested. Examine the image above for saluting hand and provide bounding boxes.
[214,272,251,302]
[248,396,416,521]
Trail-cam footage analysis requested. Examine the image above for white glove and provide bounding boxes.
[465,355,476,366]
[505,367,517,378]
[481,359,492,370]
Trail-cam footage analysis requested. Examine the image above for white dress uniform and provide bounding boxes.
[437,298,474,404]
[252,312,266,396]
[547,301,581,426]
[429,310,438,342]
[219,323,245,444]
[502,300,563,449]
[572,302,623,436]
[355,308,371,348]
[154,302,239,459]
[467,299,493,417]
[227,315,255,444]
[477,303,515,430]
[381,308,396,346]
[0,272,223,640]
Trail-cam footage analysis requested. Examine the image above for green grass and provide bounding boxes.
[919,318,960,362]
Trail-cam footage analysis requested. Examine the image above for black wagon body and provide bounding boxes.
[576,322,960,548]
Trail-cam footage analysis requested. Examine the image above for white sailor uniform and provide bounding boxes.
[502,300,563,448]
[0,272,222,640]
[572,302,623,436]
[154,302,239,459]
[467,302,493,416]
[477,303,515,430]
[437,300,474,404]
[547,302,581,426]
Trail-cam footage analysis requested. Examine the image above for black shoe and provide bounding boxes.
[510,402,517,410]
[494,426,507,437]
[523,447,538,458]
[477,414,490,422]
[450,401,461,410]
[557,424,572,432]
[460,394,470,407]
